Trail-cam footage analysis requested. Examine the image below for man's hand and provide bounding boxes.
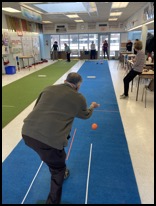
[90,102,100,109]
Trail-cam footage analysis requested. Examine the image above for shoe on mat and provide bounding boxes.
[120,94,128,99]
[64,168,70,180]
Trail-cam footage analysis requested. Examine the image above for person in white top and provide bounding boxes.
[90,41,96,59]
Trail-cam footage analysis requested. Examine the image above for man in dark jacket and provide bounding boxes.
[22,72,100,204]
[51,41,59,60]
[126,40,133,52]
[102,40,109,59]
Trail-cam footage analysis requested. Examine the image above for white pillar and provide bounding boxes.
[141,24,148,53]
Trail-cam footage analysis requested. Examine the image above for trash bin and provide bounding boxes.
[5,66,16,74]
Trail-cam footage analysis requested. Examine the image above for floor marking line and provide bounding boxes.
[21,161,44,204]
[94,109,119,113]
[2,105,15,107]
[85,143,92,204]
[66,128,77,160]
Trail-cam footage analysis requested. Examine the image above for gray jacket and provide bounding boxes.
[22,83,93,149]
[133,50,145,73]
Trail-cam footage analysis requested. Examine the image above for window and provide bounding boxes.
[51,33,122,58]
[69,34,79,57]
[60,35,69,51]
[110,33,120,56]
[79,34,89,51]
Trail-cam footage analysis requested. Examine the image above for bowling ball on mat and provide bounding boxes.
[92,123,98,130]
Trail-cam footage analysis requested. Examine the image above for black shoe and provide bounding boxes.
[64,168,70,180]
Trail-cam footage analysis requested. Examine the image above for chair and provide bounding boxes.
[141,79,154,108]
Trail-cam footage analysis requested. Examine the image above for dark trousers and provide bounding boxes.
[123,69,141,96]
[66,53,70,62]
[53,50,58,60]
[103,49,109,59]
[22,135,66,204]
[90,50,96,59]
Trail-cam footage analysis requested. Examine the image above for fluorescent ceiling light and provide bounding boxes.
[127,20,154,31]
[144,20,154,25]
[66,14,79,18]
[89,2,97,12]
[21,2,43,3]
[34,2,86,13]
[128,25,142,31]
[108,18,118,21]
[42,21,52,23]
[112,2,129,9]
[74,20,84,22]
[2,7,21,13]
[110,12,122,16]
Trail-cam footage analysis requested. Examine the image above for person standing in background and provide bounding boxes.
[134,39,139,54]
[102,40,109,60]
[90,41,96,59]
[126,40,133,52]
[64,43,71,62]
[51,41,59,61]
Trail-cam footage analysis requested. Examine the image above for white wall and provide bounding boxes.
[43,22,125,35]
[120,33,128,43]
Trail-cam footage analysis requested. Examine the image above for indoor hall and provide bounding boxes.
[2,2,154,204]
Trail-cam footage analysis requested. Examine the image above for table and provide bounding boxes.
[19,56,35,70]
[127,60,154,96]
[57,51,66,59]
[144,61,154,70]
[127,59,154,68]
[136,70,154,101]
[127,54,136,59]
[120,52,133,68]
[120,51,133,55]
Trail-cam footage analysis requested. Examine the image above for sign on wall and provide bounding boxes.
[21,6,42,22]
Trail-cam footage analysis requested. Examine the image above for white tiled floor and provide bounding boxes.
[2,59,154,204]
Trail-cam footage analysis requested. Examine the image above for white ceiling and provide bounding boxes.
[2,2,154,30]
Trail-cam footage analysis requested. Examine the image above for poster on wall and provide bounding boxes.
[22,36,33,56]
[21,6,42,22]
[32,36,40,54]
[2,31,10,55]
[2,31,9,46]
[32,36,40,60]
[9,36,23,58]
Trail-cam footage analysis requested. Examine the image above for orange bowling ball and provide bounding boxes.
[92,123,98,130]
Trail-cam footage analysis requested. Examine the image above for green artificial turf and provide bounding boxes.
[2,60,78,128]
